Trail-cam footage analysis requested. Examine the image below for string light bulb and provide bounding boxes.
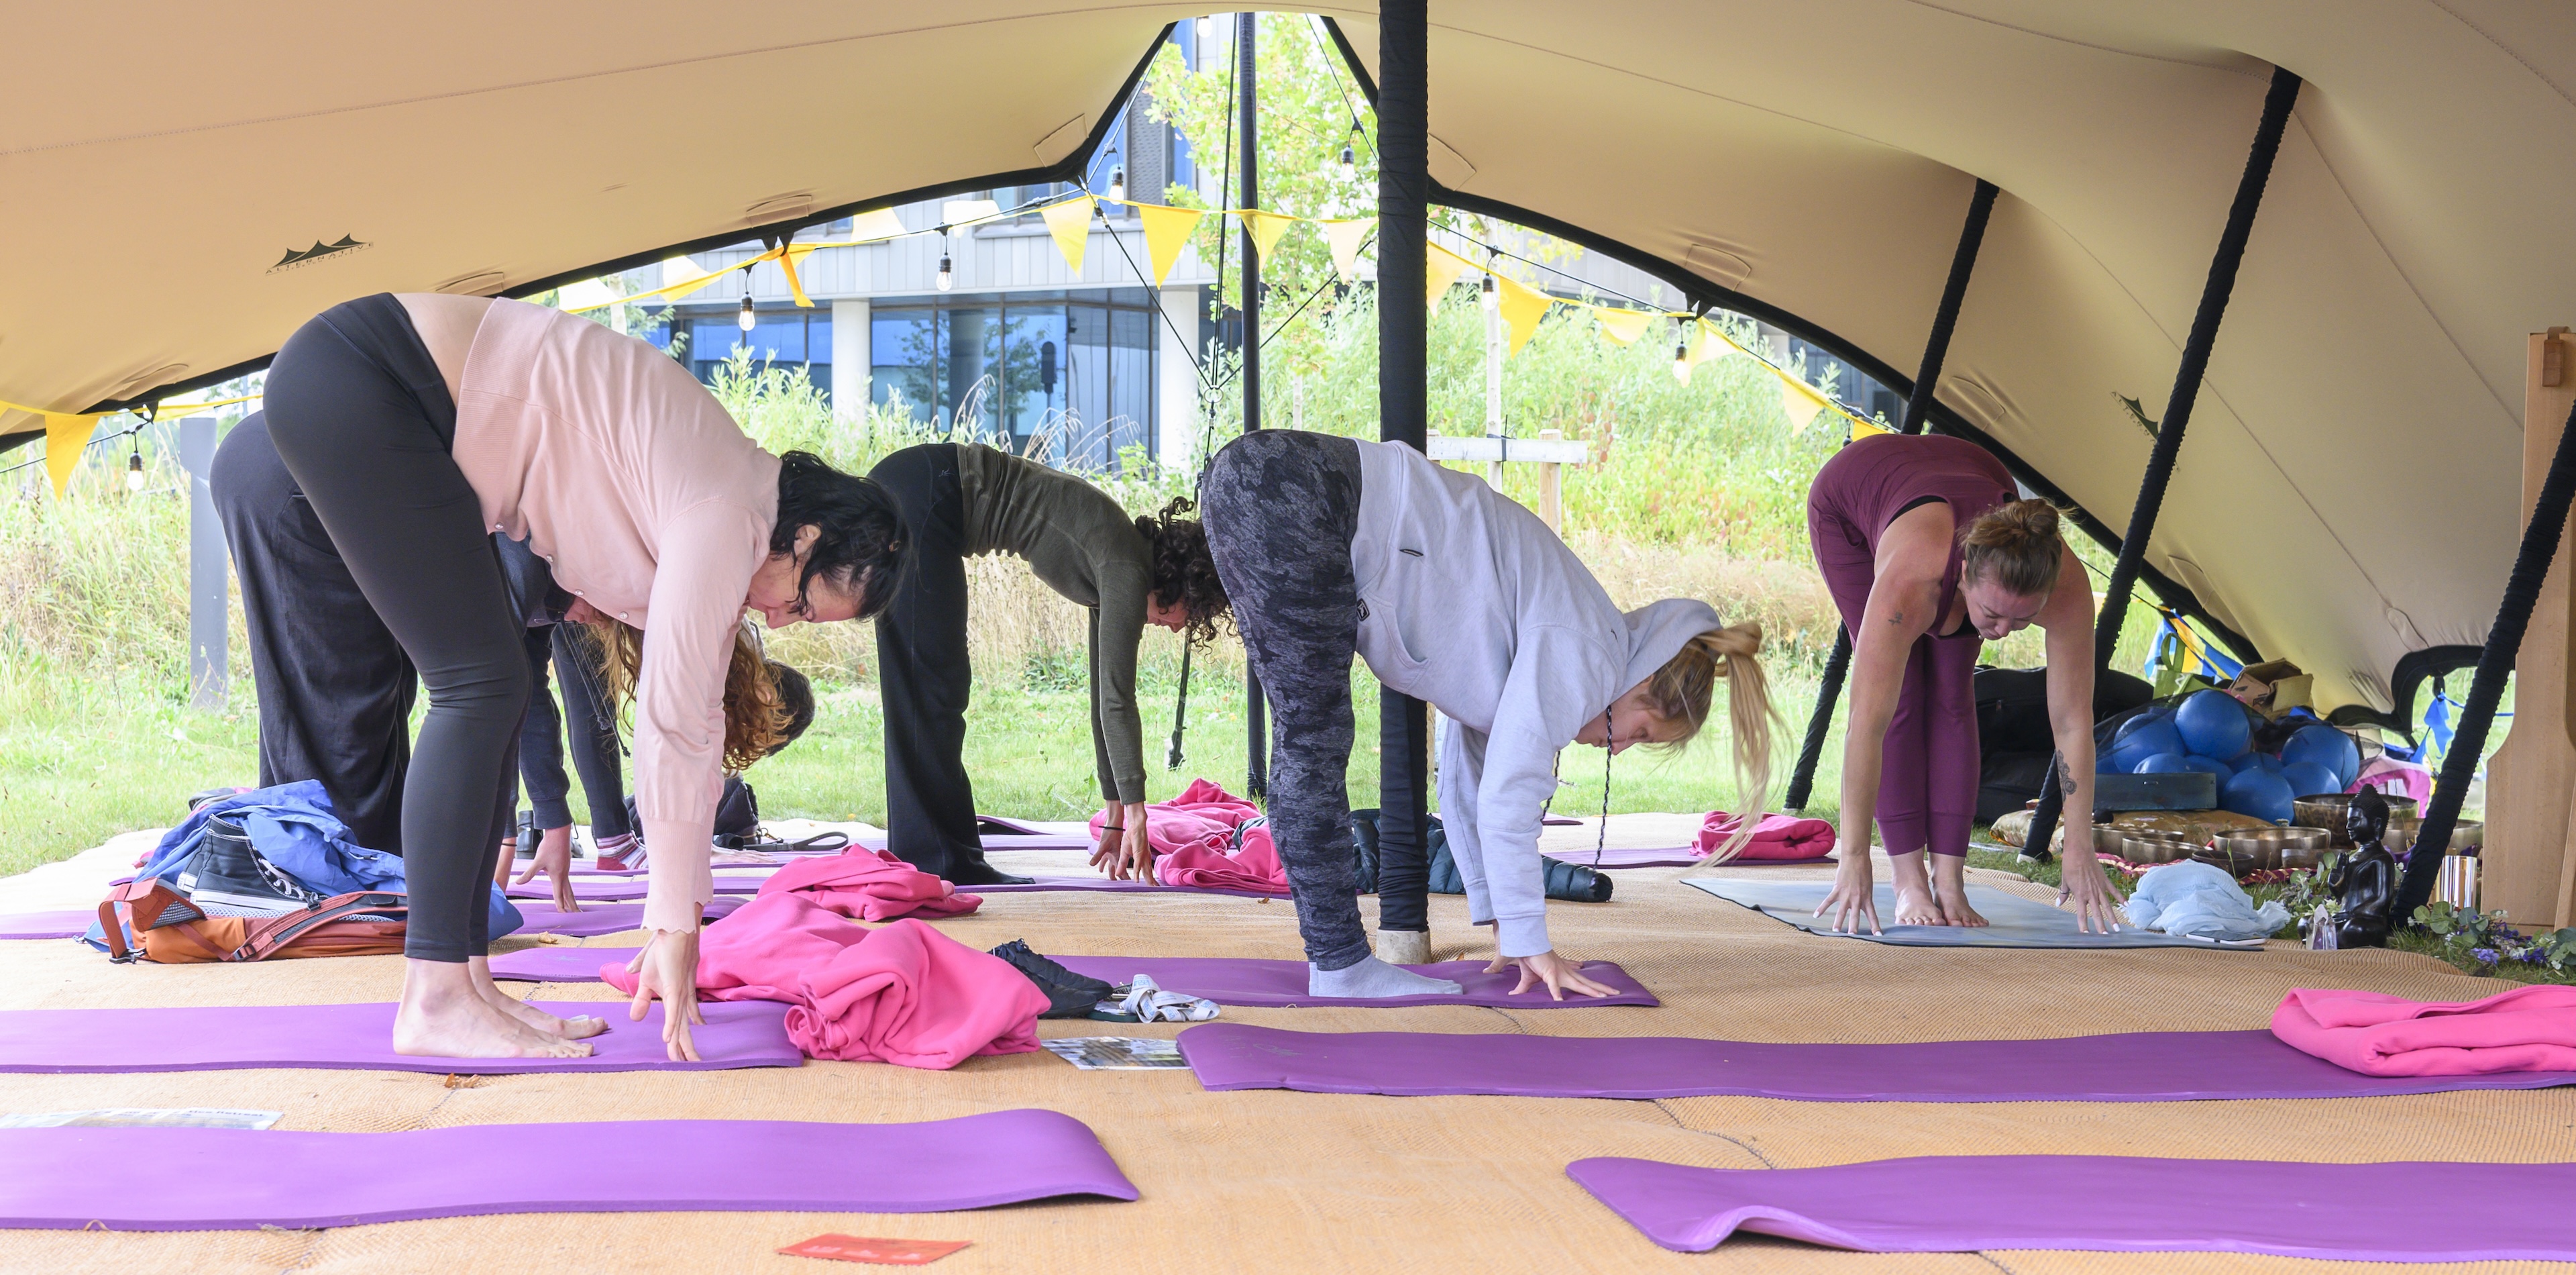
[1479,270,1499,311]
[1107,150,1126,203]
[737,294,756,332]
[936,254,954,291]
[125,446,144,493]
[1672,323,1693,384]
[1339,142,1357,183]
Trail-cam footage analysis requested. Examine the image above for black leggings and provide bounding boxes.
[264,295,529,962]
[865,444,993,878]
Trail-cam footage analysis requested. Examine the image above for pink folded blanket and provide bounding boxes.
[1155,822,1290,894]
[602,892,1042,1068]
[1088,778,1262,857]
[757,848,983,921]
[1696,810,1837,861]
[2270,985,2576,1076]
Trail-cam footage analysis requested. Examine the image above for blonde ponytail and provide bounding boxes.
[1640,622,1783,863]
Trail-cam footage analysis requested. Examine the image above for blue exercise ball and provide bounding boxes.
[2284,725,2361,790]
[2224,752,2263,776]
[2183,754,2236,778]
[2222,768,2296,823]
[2280,760,2342,799]
[2243,752,2285,774]
[2134,752,2194,774]
[2176,690,2253,760]
[2116,716,2186,762]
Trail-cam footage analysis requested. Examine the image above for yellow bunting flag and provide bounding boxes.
[1042,196,1095,273]
[1780,375,1833,436]
[44,413,103,497]
[1591,307,1654,347]
[1320,219,1371,283]
[775,244,817,309]
[1136,203,1204,287]
[1690,321,1734,371]
[1497,272,1550,356]
[1239,210,1297,268]
[1849,416,1893,440]
[1425,242,1472,307]
[846,207,909,242]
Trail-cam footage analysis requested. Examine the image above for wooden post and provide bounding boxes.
[2484,327,2576,926]
[1537,427,1565,533]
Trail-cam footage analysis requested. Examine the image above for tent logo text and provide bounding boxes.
[268,236,372,274]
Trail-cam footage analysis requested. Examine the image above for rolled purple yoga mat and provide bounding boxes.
[488,949,1657,1009]
[508,872,773,902]
[968,876,1286,899]
[512,895,743,937]
[1177,1024,2576,1102]
[1568,1154,2576,1260]
[0,909,94,941]
[0,1000,800,1075]
[0,1109,1134,1230]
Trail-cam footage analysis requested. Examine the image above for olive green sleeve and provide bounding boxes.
[1089,560,1151,804]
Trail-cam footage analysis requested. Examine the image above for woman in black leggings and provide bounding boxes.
[263,293,902,1061]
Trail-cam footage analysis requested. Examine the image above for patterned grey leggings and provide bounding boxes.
[1199,430,1370,969]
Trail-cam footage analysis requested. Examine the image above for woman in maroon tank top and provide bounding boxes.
[1804,434,2121,933]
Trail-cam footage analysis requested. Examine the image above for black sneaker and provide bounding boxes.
[178,813,324,918]
[988,940,1113,1019]
[945,856,1034,887]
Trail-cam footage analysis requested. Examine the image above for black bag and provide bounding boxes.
[1348,809,1608,903]
[625,776,763,852]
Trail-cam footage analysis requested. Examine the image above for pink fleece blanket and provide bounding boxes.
[1155,822,1290,894]
[1695,810,1837,861]
[601,892,1042,1068]
[2271,986,2576,1076]
[1087,778,1262,856]
[756,848,983,921]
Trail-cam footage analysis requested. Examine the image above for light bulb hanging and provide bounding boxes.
[1340,119,1362,183]
[125,446,144,493]
[737,294,756,333]
[1108,166,1126,203]
[1479,270,1499,311]
[936,254,954,291]
[1672,321,1693,384]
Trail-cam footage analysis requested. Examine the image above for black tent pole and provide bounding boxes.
[1373,0,1434,947]
[1782,178,1998,811]
[1238,11,1268,799]
[2020,66,2301,862]
[2395,395,2576,923]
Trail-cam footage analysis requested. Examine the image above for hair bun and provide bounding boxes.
[1966,499,2057,546]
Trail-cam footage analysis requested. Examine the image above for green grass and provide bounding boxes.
[0,668,262,878]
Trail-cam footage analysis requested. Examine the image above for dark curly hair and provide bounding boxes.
[1136,496,1230,644]
[773,450,905,620]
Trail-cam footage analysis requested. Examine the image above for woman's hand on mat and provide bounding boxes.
[1506,950,1616,1001]
[1817,860,1882,934]
[2057,852,2127,934]
[1089,803,1152,880]
[513,825,578,913]
[627,927,706,1062]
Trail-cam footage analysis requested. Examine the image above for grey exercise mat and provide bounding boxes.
[1684,878,2263,950]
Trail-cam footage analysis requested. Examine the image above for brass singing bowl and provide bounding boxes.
[2212,827,2327,872]
[2122,833,2200,864]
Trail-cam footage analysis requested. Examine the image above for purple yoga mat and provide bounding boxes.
[1540,847,1833,869]
[508,872,773,902]
[488,949,1656,1009]
[0,1000,800,1075]
[511,895,743,937]
[1177,1024,2576,1102]
[1568,1155,2576,1260]
[0,909,93,941]
[0,1109,1133,1230]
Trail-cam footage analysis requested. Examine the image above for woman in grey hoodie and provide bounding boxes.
[1201,429,1777,999]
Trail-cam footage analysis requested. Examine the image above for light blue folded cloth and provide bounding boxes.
[2123,859,2289,941]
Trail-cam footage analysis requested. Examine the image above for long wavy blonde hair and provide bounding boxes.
[1635,622,1783,862]
[574,619,794,773]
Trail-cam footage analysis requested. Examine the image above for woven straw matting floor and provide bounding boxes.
[4,815,2573,1274]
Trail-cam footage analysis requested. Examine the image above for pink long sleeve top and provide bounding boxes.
[450,299,781,932]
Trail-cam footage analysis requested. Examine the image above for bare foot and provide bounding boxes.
[1934,885,1990,927]
[1892,888,1944,926]
[468,957,606,1039]
[394,960,594,1059]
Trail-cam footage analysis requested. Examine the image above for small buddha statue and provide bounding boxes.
[2330,789,2397,949]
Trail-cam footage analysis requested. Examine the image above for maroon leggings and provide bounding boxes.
[1811,518,1983,859]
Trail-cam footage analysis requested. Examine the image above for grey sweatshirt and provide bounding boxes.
[1350,440,1723,957]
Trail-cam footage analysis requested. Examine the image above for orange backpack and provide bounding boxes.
[98,878,408,964]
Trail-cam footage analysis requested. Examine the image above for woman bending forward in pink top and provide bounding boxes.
[262,293,904,1061]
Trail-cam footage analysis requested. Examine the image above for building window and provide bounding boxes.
[866,291,1156,469]
[677,307,832,401]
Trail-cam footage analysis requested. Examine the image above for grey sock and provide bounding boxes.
[1308,956,1463,999]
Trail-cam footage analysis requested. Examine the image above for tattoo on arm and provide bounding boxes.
[1888,610,1904,627]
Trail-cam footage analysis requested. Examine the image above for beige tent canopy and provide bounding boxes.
[7,2,2571,716]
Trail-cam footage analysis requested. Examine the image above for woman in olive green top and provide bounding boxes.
[867,442,1230,885]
